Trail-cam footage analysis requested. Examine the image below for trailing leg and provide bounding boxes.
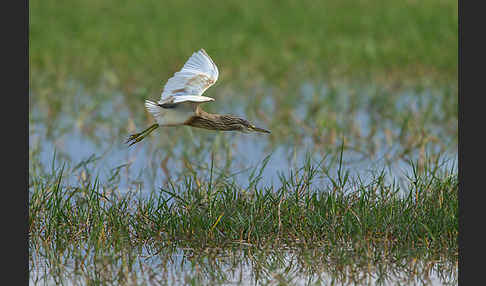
[126,124,159,147]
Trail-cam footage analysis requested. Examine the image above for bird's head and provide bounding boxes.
[230,117,271,134]
[218,115,271,134]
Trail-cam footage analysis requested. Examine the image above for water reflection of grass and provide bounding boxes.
[29,152,457,284]
[30,81,457,178]
[30,246,457,285]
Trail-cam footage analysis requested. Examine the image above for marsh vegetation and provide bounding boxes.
[29,0,458,284]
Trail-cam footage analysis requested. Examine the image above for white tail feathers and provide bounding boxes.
[145,100,163,119]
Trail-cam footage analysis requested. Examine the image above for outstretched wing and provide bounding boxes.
[159,49,219,104]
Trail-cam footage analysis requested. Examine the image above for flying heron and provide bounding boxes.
[126,48,271,147]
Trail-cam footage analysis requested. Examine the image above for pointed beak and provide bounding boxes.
[251,125,271,134]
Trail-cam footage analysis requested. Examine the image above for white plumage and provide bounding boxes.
[127,48,270,146]
[160,48,219,100]
[145,48,219,126]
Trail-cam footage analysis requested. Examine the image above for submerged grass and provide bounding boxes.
[29,151,458,284]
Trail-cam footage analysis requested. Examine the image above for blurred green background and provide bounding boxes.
[29,0,458,169]
[30,0,457,94]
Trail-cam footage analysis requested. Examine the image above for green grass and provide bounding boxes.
[30,0,457,93]
[29,152,457,284]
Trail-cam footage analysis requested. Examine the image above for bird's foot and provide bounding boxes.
[126,132,144,147]
[125,124,159,147]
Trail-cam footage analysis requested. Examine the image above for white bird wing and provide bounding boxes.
[159,49,219,104]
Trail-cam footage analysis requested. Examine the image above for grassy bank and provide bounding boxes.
[30,0,457,92]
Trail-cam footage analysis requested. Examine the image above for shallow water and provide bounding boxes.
[30,247,457,286]
[29,81,457,195]
[29,81,458,285]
